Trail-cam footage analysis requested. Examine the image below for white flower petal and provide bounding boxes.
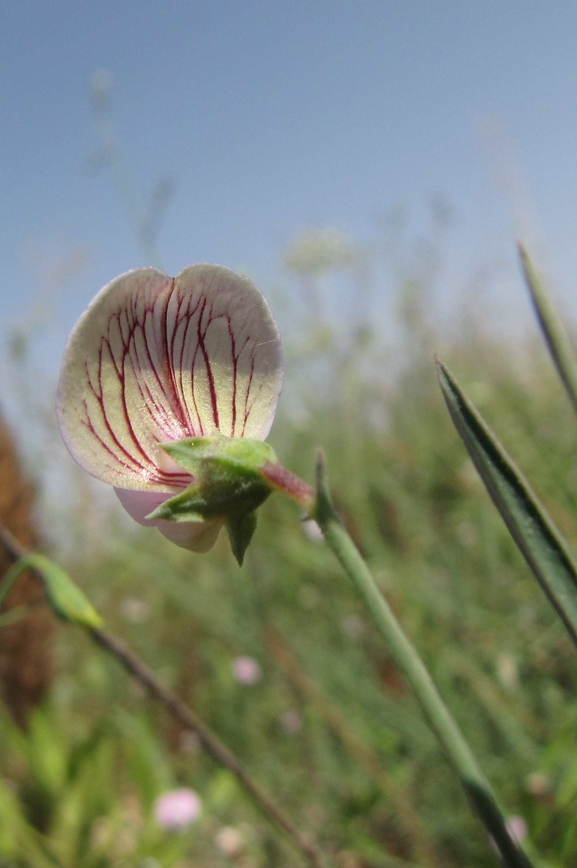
[57,265,283,491]
[170,266,283,443]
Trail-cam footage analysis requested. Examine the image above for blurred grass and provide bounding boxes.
[2,233,577,867]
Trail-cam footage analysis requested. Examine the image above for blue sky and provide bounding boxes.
[3,1,577,395]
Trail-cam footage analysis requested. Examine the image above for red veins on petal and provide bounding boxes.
[57,265,283,492]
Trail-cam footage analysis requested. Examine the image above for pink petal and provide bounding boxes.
[114,488,178,526]
[231,656,261,684]
[156,519,223,552]
[115,488,224,552]
[154,788,202,829]
[57,265,283,491]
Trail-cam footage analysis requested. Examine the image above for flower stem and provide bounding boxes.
[90,626,329,868]
[311,454,534,868]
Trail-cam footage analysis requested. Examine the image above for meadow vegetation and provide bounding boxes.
[1,227,577,868]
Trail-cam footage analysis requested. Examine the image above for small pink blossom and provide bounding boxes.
[154,788,201,830]
[232,656,261,685]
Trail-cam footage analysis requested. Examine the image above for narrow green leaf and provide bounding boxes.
[518,242,577,415]
[26,553,103,629]
[437,358,577,648]
[314,450,534,867]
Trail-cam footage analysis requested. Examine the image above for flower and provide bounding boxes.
[231,655,261,684]
[154,788,201,830]
[57,264,283,552]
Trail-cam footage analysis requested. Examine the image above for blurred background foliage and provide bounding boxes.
[2,106,577,867]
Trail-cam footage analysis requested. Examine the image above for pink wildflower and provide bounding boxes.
[154,788,202,830]
[232,656,261,684]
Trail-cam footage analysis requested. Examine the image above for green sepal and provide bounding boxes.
[161,436,277,476]
[226,511,258,566]
[150,436,277,522]
[147,488,207,523]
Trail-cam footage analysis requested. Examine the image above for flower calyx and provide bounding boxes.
[148,436,278,565]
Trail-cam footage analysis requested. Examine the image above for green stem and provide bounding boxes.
[312,454,534,868]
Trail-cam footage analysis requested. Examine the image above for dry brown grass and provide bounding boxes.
[0,412,55,726]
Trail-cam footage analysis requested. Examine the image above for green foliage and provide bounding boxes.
[4,232,577,866]
[437,359,577,647]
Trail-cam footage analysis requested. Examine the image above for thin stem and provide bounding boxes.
[0,526,330,868]
[312,454,534,868]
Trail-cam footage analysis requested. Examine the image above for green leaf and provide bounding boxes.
[226,511,258,566]
[25,553,103,629]
[519,242,577,416]
[437,358,577,647]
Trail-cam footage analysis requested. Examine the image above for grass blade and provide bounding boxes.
[437,357,577,648]
[518,242,577,415]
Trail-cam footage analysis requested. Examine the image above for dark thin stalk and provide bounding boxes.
[0,525,330,868]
